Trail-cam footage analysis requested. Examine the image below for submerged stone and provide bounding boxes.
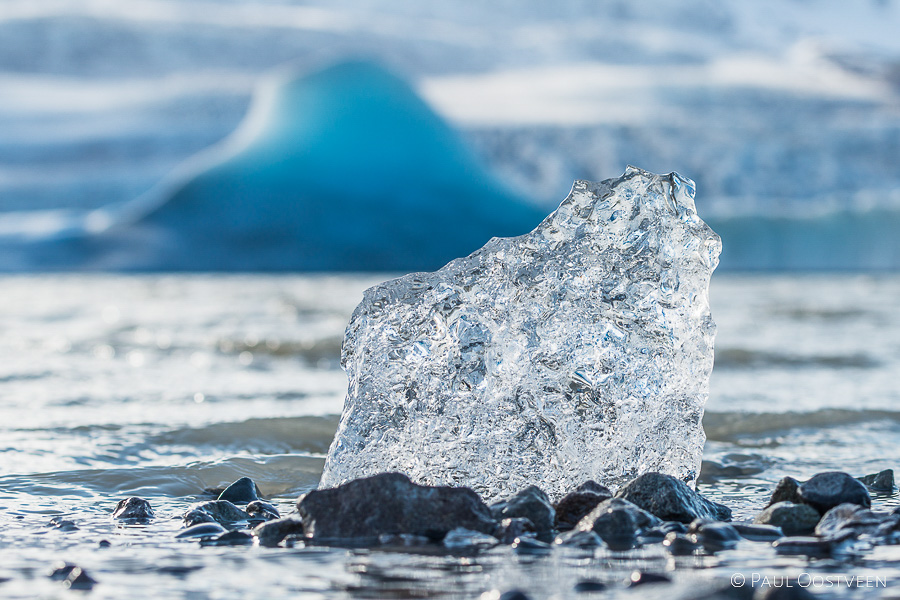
[320,167,721,501]
[111,497,154,523]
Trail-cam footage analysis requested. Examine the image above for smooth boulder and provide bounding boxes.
[615,473,731,523]
[797,471,871,514]
[753,501,820,536]
[298,472,495,542]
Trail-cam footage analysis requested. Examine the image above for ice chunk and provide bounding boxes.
[320,166,721,501]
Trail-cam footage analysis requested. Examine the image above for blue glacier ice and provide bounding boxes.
[0,61,544,271]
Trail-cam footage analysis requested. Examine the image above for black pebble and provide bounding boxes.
[64,568,97,590]
[628,571,671,586]
[499,591,532,600]
[217,477,261,505]
[573,580,607,592]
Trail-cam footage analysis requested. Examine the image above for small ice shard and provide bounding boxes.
[320,166,721,502]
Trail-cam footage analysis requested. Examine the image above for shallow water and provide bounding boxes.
[1,273,899,598]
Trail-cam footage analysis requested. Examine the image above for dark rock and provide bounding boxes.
[499,591,531,600]
[687,520,741,552]
[112,497,154,523]
[615,472,731,523]
[754,584,816,600]
[443,527,499,549]
[575,497,660,550]
[63,567,97,590]
[175,522,228,539]
[766,477,801,507]
[858,469,895,492]
[217,477,261,505]
[377,533,430,547]
[246,500,280,522]
[183,500,250,528]
[814,503,884,539]
[731,523,783,542]
[573,580,607,592]
[662,532,701,555]
[98,540,111,548]
[753,502,820,536]
[199,530,254,547]
[554,529,603,548]
[772,536,836,557]
[48,563,78,580]
[510,536,551,555]
[491,486,555,535]
[628,571,670,586]
[640,521,687,543]
[252,516,305,547]
[493,517,536,544]
[554,487,611,531]
[574,480,611,495]
[797,471,871,514]
[297,472,495,542]
[699,453,773,482]
[48,517,78,531]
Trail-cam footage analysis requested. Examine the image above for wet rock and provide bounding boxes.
[766,477,801,507]
[252,516,304,548]
[48,562,78,580]
[63,567,97,590]
[687,520,740,552]
[199,530,254,547]
[98,540,111,548]
[814,503,884,539]
[491,486,555,535]
[754,584,816,600]
[510,536,552,555]
[298,473,495,542]
[554,529,604,548]
[443,527,499,550]
[245,500,280,522]
[662,532,701,555]
[731,523,783,542]
[575,497,661,550]
[175,522,228,539]
[554,484,611,531]
[797,471,871,514]
[615,472,731,523]
[112,497,154,523]
[48,517,78,531]
[573,580,606,593]
[183,500,251,528]
[574,481,611,495]
[753,502,820,536]
[858,469,895,492]
[498,591,532,600]
[639,521,687,543]
[493,518,536,544]
[377,533,430,547]
[217,477,261,505]
[698,453,773,482]
[628,571,671,586]
[771,536,836,557]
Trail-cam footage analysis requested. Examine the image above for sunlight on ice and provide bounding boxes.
[320,166,721,501]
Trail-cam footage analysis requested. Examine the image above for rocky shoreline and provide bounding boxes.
[48,467,896,597]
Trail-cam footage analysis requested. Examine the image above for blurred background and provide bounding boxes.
[1,0,899,271]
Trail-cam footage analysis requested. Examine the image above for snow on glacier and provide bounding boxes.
[320,166,721,501]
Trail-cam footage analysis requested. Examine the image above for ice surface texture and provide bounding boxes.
[320,166,721,501]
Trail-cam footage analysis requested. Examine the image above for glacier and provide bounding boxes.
[0,61,543,272]
[320,166,722,501]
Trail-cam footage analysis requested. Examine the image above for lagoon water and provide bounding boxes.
[1,273,899,599]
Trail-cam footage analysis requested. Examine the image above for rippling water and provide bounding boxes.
[1,274,899,598]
